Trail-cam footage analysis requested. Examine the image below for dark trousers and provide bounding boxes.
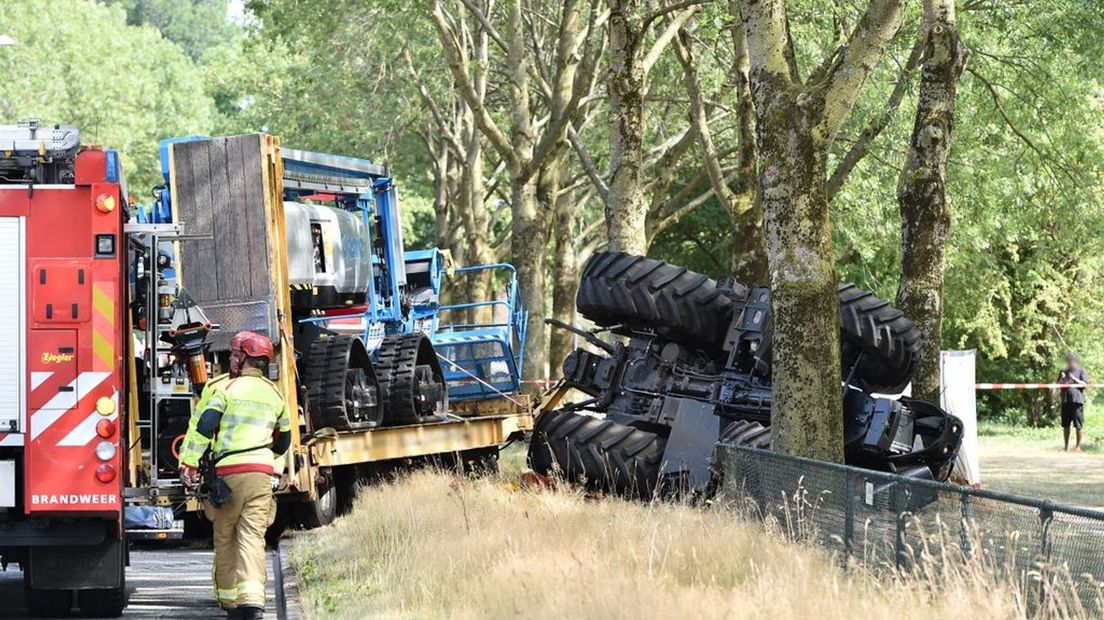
[1061,402,1085,430]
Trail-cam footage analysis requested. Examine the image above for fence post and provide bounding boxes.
[1038,501,1055,610]
[894,481,908,570]
[844,474,855,562]
[959,491,973,560]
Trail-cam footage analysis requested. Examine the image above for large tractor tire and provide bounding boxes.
[837,283,920,394]
[708,419,772,499]
[300,334,382,431]
[376,333,448,425]
[576,252,737,351]
[528,409,667,499]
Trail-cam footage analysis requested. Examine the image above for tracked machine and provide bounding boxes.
[529,252,963,498]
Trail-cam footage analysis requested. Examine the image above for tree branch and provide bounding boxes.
[815,0,909,140]
[642,6,698,75]
[430,0,520,171]
[568,125,610,201]
[739,0,798,98]
[673,28,746,214]
[826,35,924,201]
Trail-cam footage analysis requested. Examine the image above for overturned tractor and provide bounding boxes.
[528,252,963,498]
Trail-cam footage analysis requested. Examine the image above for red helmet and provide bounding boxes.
[229,331,274,377]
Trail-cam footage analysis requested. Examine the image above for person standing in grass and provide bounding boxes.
[1058,353,1089,452]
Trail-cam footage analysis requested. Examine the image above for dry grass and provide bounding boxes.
[288,462,1049,619]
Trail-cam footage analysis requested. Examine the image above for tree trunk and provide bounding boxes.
[728,193,768,285]
[606,0,648,255]
[726,12,767,286]
[895,0,968,402]
[549,165,579,369]
[512,177,548,382]
[739,0,906,462]
[758,108,845,463]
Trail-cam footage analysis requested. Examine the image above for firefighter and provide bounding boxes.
[179,331,291,620]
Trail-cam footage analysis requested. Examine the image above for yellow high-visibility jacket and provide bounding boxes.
[179,368,291,475]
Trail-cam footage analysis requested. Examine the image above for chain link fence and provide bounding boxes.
[718,445,1104,616]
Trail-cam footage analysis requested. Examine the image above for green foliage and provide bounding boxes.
[0,0,215,192]
[105,0,240,61]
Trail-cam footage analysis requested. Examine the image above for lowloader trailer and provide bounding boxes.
[0,125,529,618]
[127,133,532,534]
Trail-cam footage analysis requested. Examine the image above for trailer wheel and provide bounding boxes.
[77,580,128,618]
[333,465,361,516]
[528,409,667,499]
[301,334,382,431]
[837,283,921,394]
[375,333,448,425]
[575,252,737,351]
[294,474,336,529]
[461,447,500,477]
[24,583,72,618]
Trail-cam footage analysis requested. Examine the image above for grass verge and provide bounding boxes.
[291,465,1042,619]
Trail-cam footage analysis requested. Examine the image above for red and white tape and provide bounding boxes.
[975,383,1098,390]
[520,379,1095,391]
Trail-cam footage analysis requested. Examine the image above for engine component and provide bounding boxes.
[0,120,81,184]
[284,200,371,310]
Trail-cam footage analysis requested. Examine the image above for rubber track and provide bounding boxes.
[576,252,736,350]
[375,333,428,425]
[528,409,667,499]
[300,334,359,431]
[838,283,921,394]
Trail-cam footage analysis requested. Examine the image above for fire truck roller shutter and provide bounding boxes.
[0,217,24,433]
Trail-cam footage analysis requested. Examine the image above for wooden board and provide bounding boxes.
[170,135,275,350]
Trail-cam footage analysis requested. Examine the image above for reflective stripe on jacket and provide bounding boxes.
[179,369,291,472]
[178,373,231,468]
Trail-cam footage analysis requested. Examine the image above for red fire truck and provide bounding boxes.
[0,121,128,617]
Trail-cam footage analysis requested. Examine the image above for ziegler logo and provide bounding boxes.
[41,352,74,364]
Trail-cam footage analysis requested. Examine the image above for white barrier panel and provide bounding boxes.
[941,350,980,486]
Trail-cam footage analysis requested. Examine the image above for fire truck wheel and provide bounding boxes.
[77,580,128,618]
[24,582,72,618]
[576,252,736,352]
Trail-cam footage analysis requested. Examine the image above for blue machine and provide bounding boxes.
[151,136,526,404]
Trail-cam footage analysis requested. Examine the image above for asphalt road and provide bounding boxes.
[0,545,304,619]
